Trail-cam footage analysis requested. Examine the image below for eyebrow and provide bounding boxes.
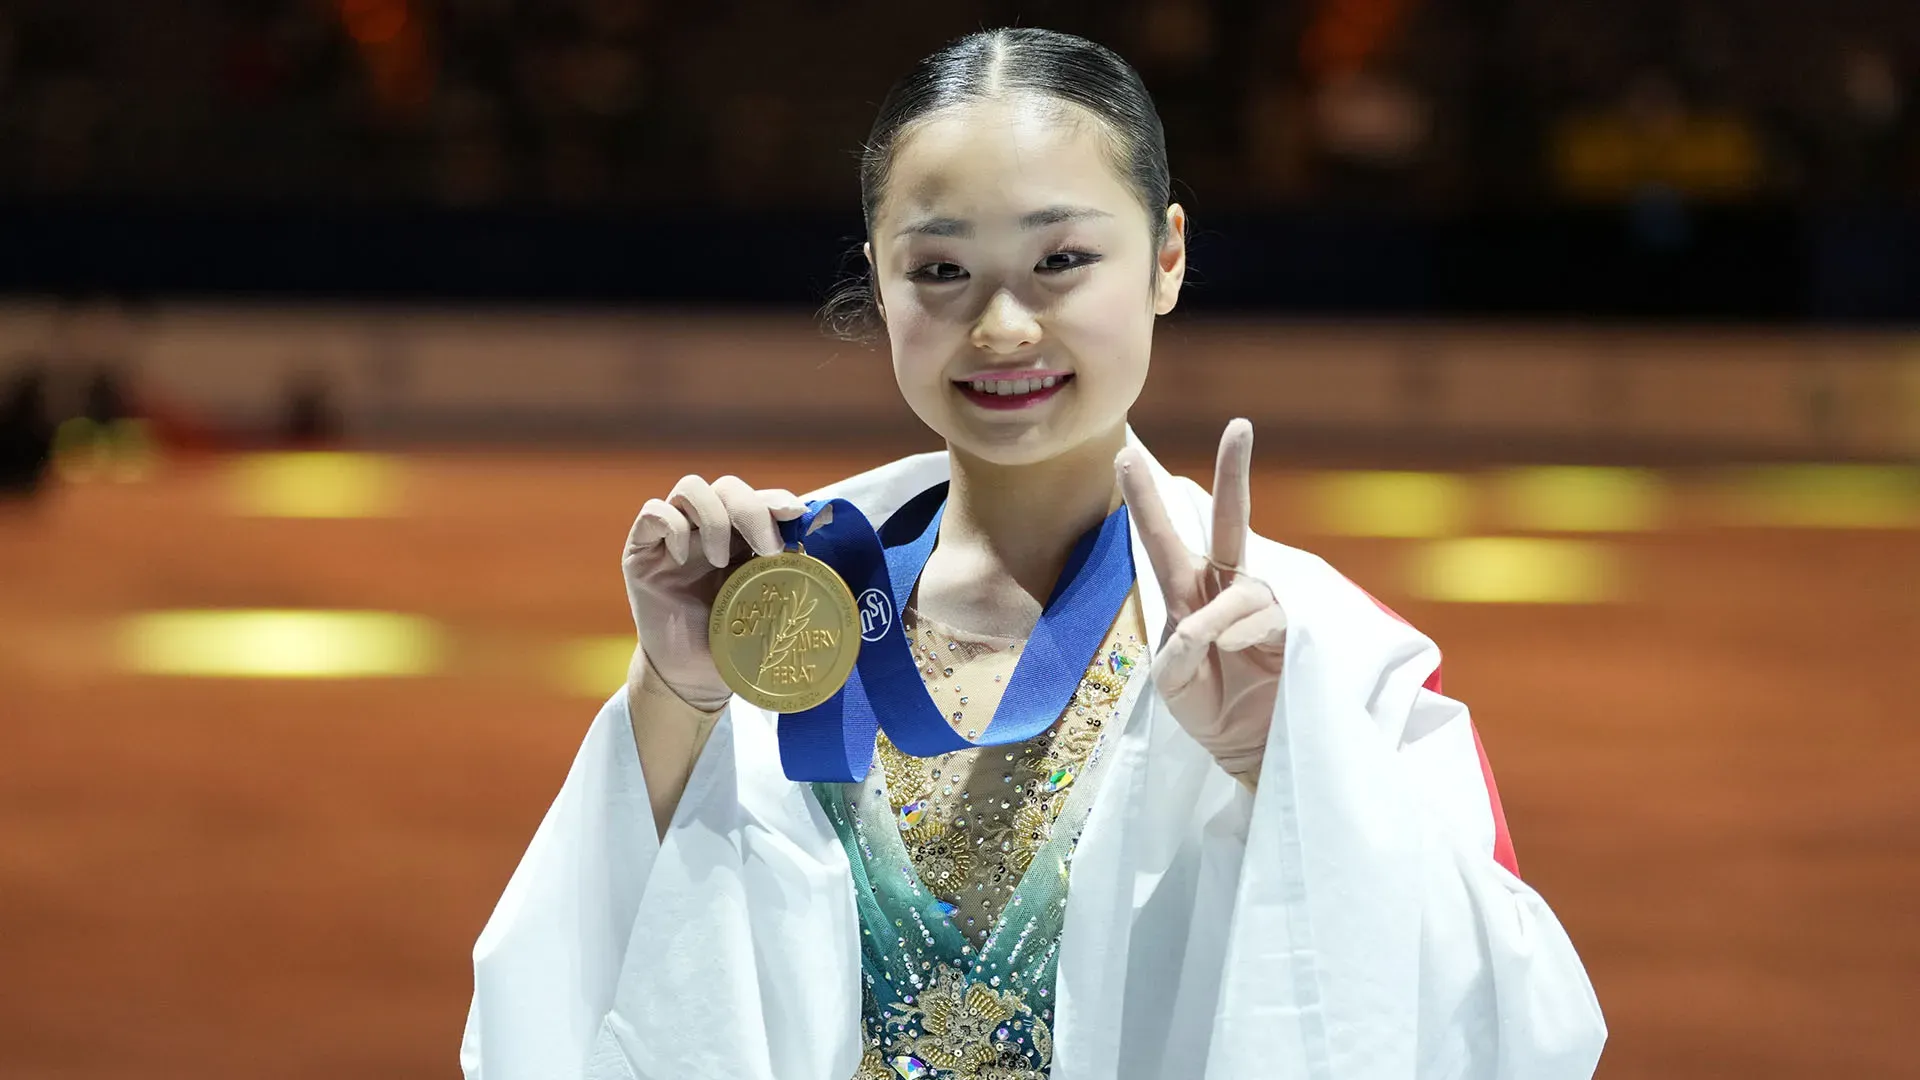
[900,205,1113,238]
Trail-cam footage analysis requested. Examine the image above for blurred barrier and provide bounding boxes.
[1,301,1915,461]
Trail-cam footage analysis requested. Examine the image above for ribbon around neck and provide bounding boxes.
[771,482,1135,782]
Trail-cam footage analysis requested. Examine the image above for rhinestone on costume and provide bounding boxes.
[1044,766,1076,793]
[932,899,959,919]
[899,799,930,829]
[1108,649,1136,676]
[888,1053,932,1079]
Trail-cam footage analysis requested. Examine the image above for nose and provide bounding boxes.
[969,289,1042,354]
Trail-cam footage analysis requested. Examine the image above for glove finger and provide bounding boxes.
[713,474,783,557]
[1153,625,1209,699]
[630,497,692,566]
[1213,604,1288,653]
[1165,579,1272,650]
[668,475,733,568]
[757,487,810,521]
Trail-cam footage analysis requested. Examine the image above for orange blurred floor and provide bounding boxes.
[1,450,1916,1079]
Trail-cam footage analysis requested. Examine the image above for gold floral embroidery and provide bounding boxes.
[992,802,1052,876]
[920,982,1011,1069]
[846,605,1143,1080]
[881,734,934,804]
[1074,666,1127,708]
[901,819,975,893]
[975,1067,1047,1080]
[877,964,1054,1080]
[853,1048,895,1080]
[880,625,1142,936]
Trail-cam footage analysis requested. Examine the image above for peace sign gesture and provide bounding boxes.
[1116,418,1286,782]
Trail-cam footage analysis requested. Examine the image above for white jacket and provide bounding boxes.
[461,435,1606,1080]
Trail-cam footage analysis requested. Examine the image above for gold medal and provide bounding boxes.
[708,548,862,712]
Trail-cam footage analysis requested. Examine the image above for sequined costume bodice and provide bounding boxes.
[815,592,1148,1080]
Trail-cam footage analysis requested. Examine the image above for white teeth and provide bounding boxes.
[963,375,1066,396]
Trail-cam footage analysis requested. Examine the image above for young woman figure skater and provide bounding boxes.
[462,28,1604,1080]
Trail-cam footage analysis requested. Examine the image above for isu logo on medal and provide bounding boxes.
[857,587,892,642]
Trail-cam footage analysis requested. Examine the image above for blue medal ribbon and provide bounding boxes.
[773,482,1135,782]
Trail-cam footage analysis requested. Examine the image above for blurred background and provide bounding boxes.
[0,2,1916,1078]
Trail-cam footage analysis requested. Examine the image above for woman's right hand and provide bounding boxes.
[623,475,810,712]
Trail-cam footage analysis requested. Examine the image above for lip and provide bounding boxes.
[953,368,1074,382]
[952,372,1074,411]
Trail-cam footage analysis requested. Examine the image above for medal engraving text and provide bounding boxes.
[709,552,861,711]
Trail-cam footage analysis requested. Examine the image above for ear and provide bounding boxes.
[863,241,886,323]
[1153,204,1188,317]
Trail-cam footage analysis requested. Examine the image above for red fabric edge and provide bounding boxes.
[1341,577,1522,878]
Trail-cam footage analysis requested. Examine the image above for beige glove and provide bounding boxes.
[623,474,809,712]
[1116,419,1287,785]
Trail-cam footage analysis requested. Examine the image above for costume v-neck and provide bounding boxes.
[813,591,1149,1080]
[867,594,1146,949]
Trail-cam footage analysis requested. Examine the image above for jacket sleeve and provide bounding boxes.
[461,690,682,1080]
[1394,676,1607,1079]
[1218,546,1606,1080]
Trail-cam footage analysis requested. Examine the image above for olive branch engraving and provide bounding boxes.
[757,582,818,678]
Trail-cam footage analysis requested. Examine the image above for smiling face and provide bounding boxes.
[867,94,1186,467]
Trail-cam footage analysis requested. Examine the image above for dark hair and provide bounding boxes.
[823,28,1174,341]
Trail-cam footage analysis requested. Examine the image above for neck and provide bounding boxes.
[916,423,1129,636]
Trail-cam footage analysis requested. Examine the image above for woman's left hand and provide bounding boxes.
[1116,418,1285,784]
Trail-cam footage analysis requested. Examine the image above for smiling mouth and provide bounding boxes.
[952,373,1074,410]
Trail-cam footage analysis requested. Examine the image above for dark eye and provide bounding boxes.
[1037,250,1100,273]
[909,262,967,282]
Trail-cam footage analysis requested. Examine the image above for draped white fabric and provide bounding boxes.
[462,434,1606,1080]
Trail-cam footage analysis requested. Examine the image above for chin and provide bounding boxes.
[944,418,1118,469]
[950,437,1063,467]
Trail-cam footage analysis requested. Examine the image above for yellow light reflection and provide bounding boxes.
[1313,471,1469,538]
[229,452,401,518]
[555,635,637,699]
[1718,465,1920,528]
[120,610,442,678]
[1495,466,1663,532]
[53,418,107,482]
[1410,538,1620,604]
[106,419,158,483]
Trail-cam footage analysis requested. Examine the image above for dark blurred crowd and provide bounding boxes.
[0,0,1913,212]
